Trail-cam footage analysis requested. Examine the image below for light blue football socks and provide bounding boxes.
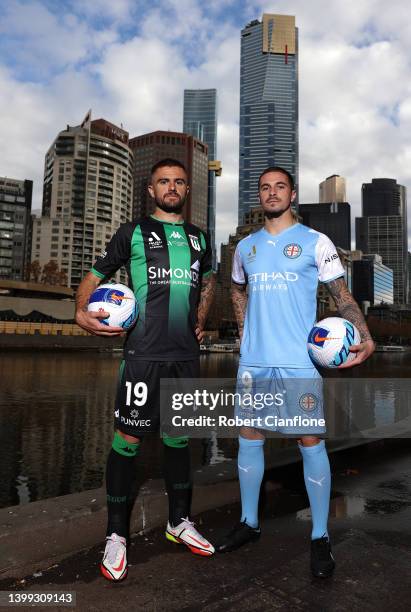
[238,436,265,528]
[299,439,331,539]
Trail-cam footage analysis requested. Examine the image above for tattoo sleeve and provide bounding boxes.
[75,271,101,312]
[325,277,373,342]
[231,282,248,338]
[197,273,216,328]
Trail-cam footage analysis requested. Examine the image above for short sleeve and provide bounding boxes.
[232,245,246,284]
[200,231,213,277]
[315,233,345,283]
[91,224,132,279]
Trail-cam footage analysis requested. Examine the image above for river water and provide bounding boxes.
[0,350,410,508]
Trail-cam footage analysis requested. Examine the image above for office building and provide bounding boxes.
[353,254,393,306]
[0,177,33,280]
[298,202,351,250]
[356,178,408,304]
[129,130,208,231]
[319,174,346,203]
[183,89,220,267]
[32,113,133,289]
[238,13,298,224]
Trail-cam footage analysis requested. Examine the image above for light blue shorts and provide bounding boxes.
[235,365,326,435]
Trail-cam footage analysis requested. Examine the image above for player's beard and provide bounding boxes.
[264,201,291,219]
[156,193,186,214]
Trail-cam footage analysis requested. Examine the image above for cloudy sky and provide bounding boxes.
[1,0,410,252]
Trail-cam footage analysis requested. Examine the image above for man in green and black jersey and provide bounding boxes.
[76,159,216,581]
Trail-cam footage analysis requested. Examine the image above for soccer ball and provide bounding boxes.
[87,283,138,329]
[307,317,361,368]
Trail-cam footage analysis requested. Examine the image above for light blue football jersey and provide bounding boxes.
[232,223,345,368]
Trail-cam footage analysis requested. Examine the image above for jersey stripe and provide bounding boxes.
[130,225,148,325]
[163,224,191,330]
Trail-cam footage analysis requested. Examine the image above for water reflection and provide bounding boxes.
[0,350,410,508]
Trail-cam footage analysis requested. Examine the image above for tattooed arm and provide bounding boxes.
[326,277,375,367]
[196,273,216,342]
[231,281,248,341]
[75,271,124,336]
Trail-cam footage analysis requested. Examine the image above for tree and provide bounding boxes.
[41,260,66,286]
[25,260,42,283]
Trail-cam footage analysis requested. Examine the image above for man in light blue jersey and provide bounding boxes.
[216,166,375,578]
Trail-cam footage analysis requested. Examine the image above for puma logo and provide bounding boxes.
[308,476,326,487]
[238,464,251,473]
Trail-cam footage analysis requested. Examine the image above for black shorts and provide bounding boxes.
[114,359,200,436]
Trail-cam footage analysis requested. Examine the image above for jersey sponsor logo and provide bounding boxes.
[189,234,201,251]
[248,271,298,283]
[283,243,302,258]
[120,416,152,427]
[324,253,339,264]
[148,266,199,284]
[148,231,162,249]
[299,393,317,412]
[248,271,298,293]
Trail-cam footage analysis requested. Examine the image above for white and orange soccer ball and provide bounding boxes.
[87,283,138,329]
[307,317,361,368]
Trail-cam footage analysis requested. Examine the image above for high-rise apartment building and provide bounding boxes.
[356,178,408,304]
[0,177,33,280]
[183,89,220,267]
[238,13,298,224]
[129,130,209,231]
[298,202,351,250]
[319,175,346,203]
[32,113,133,289]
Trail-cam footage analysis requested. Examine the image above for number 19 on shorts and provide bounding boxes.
[125,381,148,406]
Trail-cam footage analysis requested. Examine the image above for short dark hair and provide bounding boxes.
[258,166,295,190]
[150,158,187,177]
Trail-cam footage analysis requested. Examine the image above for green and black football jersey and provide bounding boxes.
[91,215,213,361]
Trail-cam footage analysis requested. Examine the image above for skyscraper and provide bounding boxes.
[356,178,408,304]
[0,177,33,280]
[238,13,298,224]
[298,202,351,250]
[183,89,219,266]
[319,175,346,203]
[32,113,133,289]
[352,254,394,307]
[129,130,209,231]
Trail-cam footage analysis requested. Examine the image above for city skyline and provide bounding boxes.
[1,0,411,252]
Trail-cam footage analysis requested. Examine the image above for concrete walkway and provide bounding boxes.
[0,441,410,611]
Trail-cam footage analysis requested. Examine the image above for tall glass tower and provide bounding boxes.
[183,89,218,267]
[238,14,298,224]
[356,178,408,304]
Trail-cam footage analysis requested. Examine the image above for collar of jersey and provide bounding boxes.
[261,222,300,240]
[150,214,184,225]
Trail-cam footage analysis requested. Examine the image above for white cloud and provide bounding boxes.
[1,0,411,252]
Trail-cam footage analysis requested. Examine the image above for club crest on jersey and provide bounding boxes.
[299,393,317,412]
[283,243,302,258]
[189,234,201,251]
